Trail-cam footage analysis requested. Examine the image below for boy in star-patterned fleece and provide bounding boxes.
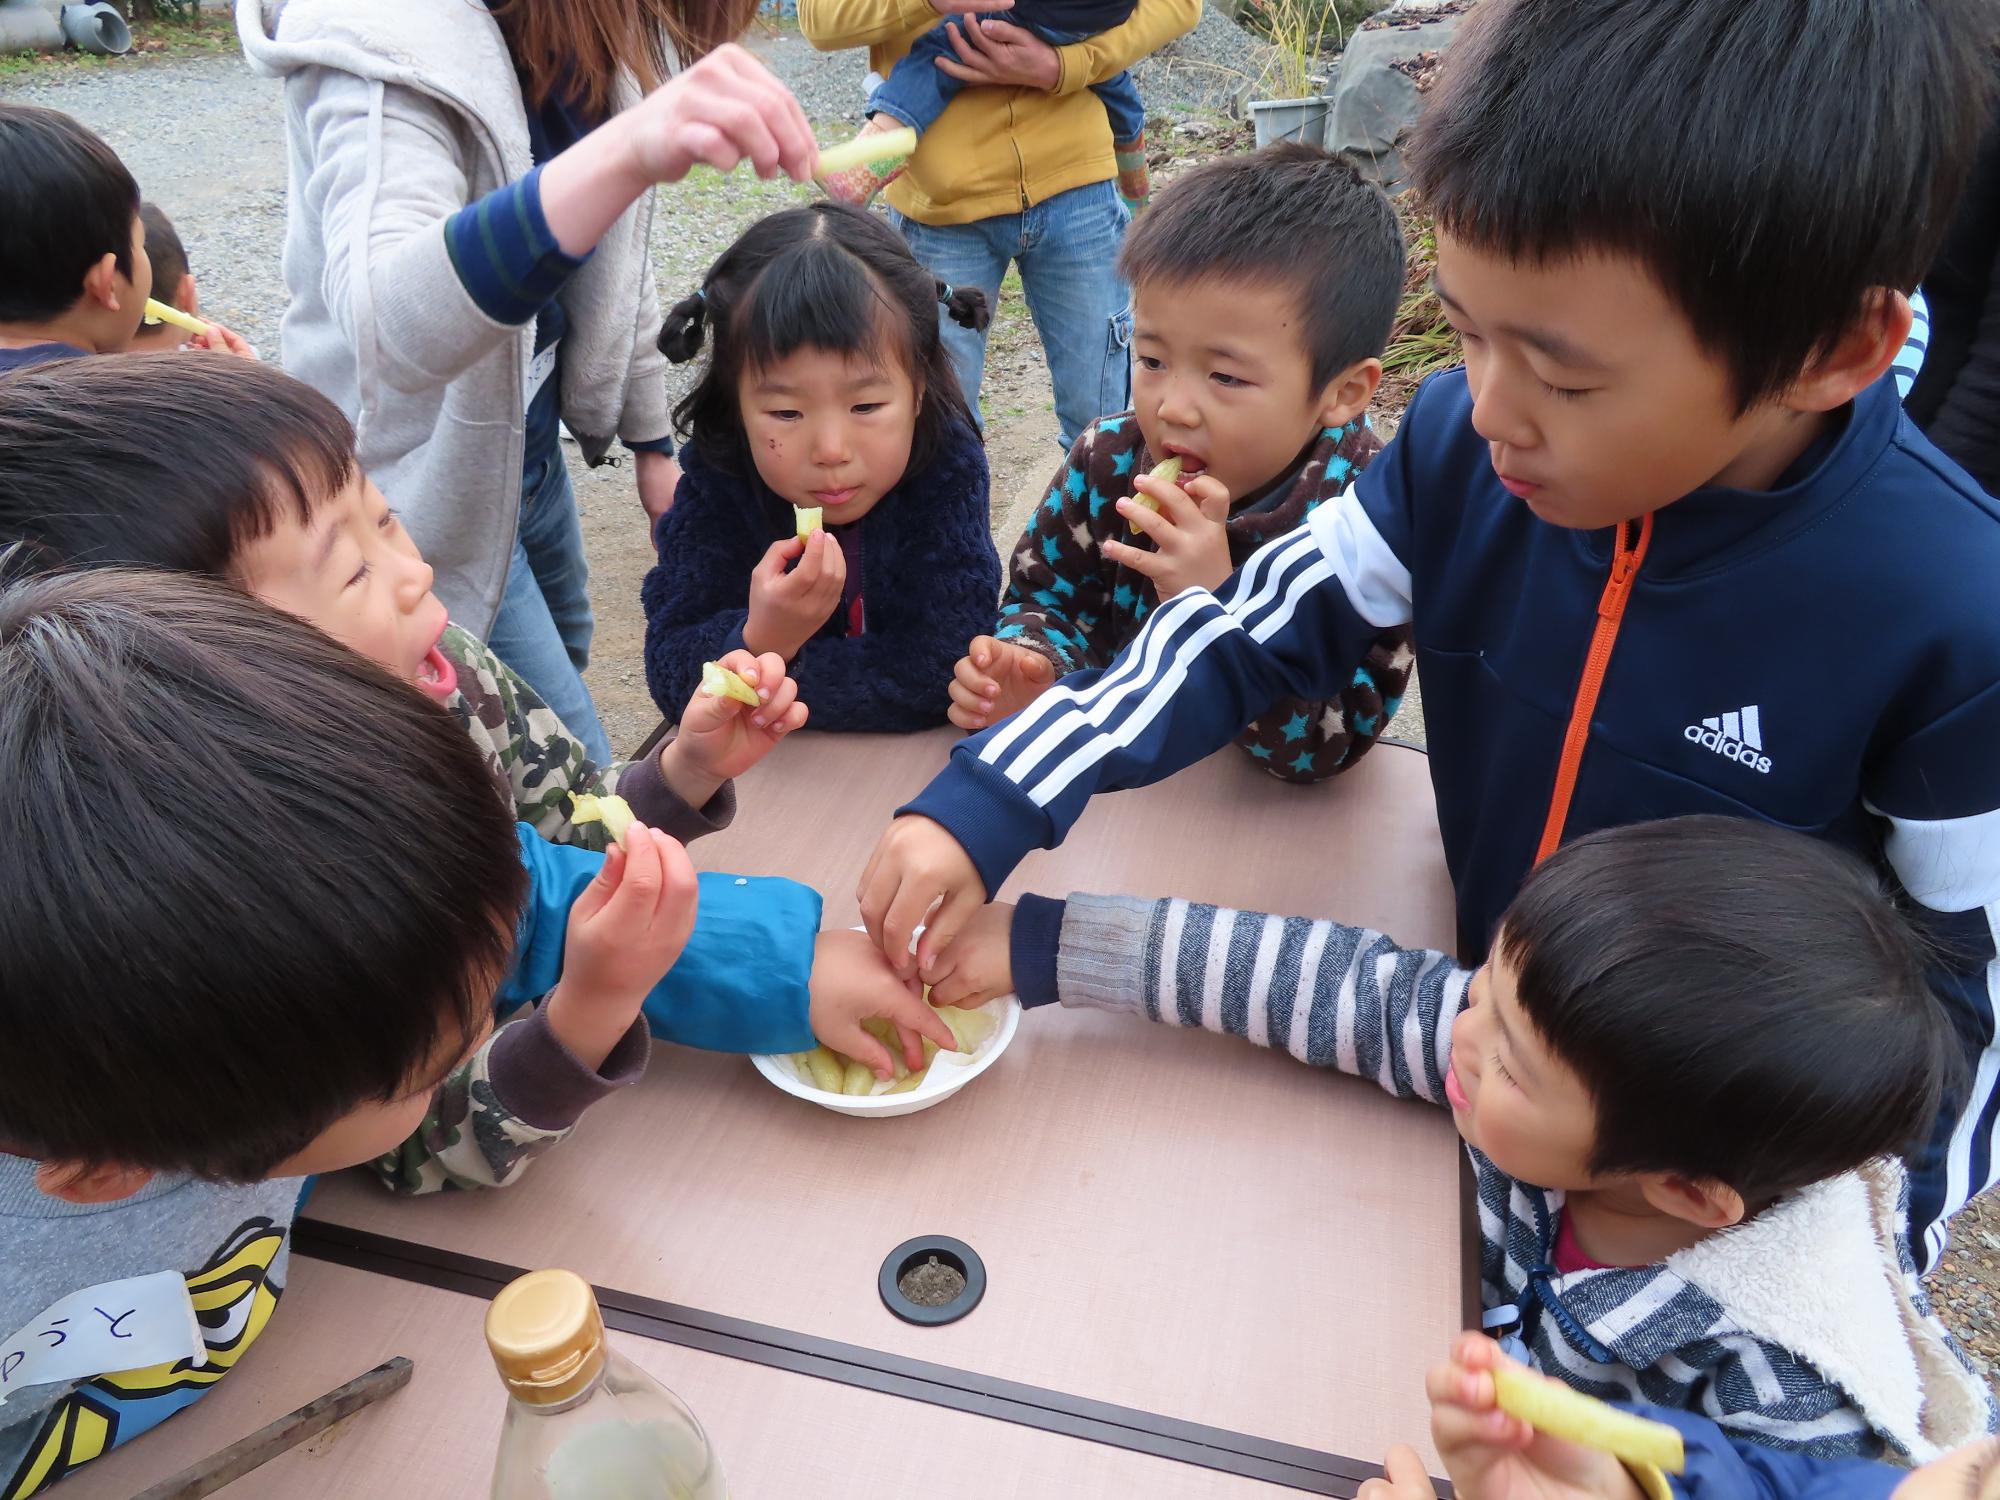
[949,144,1413,784]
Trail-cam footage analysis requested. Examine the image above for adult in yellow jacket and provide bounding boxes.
[801,0,1200,448]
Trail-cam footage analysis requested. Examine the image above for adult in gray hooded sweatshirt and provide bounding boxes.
[237,0,818,762]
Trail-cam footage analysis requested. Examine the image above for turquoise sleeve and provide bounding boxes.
[504,825,822,1054]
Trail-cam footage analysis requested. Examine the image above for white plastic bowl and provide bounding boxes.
[751,992,1022,1118]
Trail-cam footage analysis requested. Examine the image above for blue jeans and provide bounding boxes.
[870,16,1145,144]
[891,179,1133,450]
[486,451,613,765]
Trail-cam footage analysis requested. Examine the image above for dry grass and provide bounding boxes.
[1378,198,1459,416]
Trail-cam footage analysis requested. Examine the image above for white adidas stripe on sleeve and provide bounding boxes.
[1304,483,1414,629]
[1870,802,2000,914]
[976,490,1414,804]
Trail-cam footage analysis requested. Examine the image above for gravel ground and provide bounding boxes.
[14,38,1999,1388]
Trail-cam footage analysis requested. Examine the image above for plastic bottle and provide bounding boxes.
[487,1269,727,1500]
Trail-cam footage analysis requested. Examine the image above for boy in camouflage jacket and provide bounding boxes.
[444,625,796,850]
[948,145,1413,784]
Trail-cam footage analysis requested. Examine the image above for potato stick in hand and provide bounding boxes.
[1491,1366,1685,1475]
[814,127,918,178]
[144,297,210,335]
[568,791,636,849]
[700,660,762,707]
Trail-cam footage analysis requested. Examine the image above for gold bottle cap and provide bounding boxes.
[485,1269,606,1406]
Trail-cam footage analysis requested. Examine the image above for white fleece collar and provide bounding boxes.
[1662,1159,1991,1461]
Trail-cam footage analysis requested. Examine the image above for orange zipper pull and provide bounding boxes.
[1536,513,1655,863]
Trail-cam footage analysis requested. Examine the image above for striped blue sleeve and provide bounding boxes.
[1892,287,1930,402]
[443,165,590,327]
[1048,892,1469,1104]
[1009,893,1067,1008]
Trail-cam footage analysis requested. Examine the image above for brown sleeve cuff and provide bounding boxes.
[612,739,738,845]
[486,1005,651,1133]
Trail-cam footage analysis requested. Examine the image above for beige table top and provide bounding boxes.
[294,733,1468,1488]
[61,1257,1294,1500]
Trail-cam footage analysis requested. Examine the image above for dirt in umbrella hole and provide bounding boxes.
[898,1257,966,1307]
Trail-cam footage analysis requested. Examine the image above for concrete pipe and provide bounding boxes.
[0,0,65,53]
[60,1,130,53]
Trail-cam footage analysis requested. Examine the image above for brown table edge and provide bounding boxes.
[491,731,1464,1495]
[295,1219,1461,1498]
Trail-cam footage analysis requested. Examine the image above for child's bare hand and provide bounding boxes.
[857,814,986,981]
[635,450,681,523]
[810,929,959,1078]
[186,322,256,359]
[1107,472,1234,599]
[666,649,806,797]
[745,529,846,659]
[1356,1448,1438,1500]
[948,636,1055,730]
[926,902,1017,1007]
[546,824,700,1069]
[931,0,1009,13]
[1416,1335,1643,1500]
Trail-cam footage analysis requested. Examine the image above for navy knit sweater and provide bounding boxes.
[642,420,1000,732]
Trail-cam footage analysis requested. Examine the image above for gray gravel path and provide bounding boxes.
[0,53,290,353]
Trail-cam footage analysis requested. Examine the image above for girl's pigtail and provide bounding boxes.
[936,280,991,334]
[657,288,710,363]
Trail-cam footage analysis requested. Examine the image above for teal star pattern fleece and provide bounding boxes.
[994,414,1413,783]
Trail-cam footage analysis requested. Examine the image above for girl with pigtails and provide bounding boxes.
[643,202,1003,732]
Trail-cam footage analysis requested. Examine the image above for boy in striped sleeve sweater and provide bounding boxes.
[928,818,2000,1462]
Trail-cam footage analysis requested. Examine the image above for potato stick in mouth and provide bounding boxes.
[1129,455,1184,534]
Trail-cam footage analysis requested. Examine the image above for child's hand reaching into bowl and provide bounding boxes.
[810,929,959,1079]
[546,824,701,1070]
[659,649,806,806]
[925,902,1017,1008]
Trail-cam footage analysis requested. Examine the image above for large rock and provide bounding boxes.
[1325,2,1468,188]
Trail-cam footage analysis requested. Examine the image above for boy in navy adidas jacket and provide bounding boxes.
[858,0,2000,1272]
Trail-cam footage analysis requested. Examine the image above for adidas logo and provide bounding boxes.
[1684,706,1772,774]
